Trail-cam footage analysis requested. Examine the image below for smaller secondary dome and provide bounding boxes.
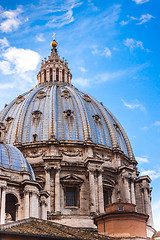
[0,143,35,180]
[51,40,58,48]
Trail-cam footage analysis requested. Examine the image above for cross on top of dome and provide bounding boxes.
[37,35,72,86]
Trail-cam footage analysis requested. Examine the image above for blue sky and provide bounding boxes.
[0,0,160,230]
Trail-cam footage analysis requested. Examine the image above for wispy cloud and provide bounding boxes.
[124,38,149,52]
[153,121,160,127]
[79,66,87,72]
[140,126,149,131]
[121,98,146,112]
[0,7,23,33]
[120,14,154,26]
[141,169,160,180]
[138,14,154,25]
[91,46,112,57]
[132,0,150,4]
[136,156,149,163]
[0,37,10,49]
[36,33,45,42]
[73,64,148,87]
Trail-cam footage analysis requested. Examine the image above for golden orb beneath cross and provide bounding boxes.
[51,40,58,48]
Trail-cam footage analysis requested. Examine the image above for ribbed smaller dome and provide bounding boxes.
[0,143,35,180]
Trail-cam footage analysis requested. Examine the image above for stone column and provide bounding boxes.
[130,181,136,205]
[59,69,62,82]
[54,166,61,214]
[41,199,47,220]
[123,177,131,203]
[45,167,51,212]
[1,186,6,224]
[30,191,39,218]
[53,69,56,81]
[46,69,50,82]
[24,190,30,219]
[88,167,96,214]
[97,170,104,214]
[144,186,153,226]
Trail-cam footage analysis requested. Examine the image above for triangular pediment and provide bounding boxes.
[60,174,84,184]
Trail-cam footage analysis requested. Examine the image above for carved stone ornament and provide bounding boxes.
[93,151,112,162]
[59,149,82,157]
[5,117,14,123]
[92,114,101,123]
[32,110,42,120]
[16,95,25,104]
[83,94,91,102]
[37,90,46,99]
[61,90,71,99]
[63,109,74,118]
[24,149,47,158]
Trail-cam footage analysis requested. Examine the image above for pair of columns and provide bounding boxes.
[123,177,136,204]
[45,165,61,213]
[24,190,39,219]
[88,166,104,215]
[141,184,153,226]
[0,186,6,224]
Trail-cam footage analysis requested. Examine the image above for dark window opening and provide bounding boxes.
[33,134,38,142]
[66,187,76,207]
[118,206,124,211]
[5,194,18,222]
[56,75,59,81]
[104,189,111,208]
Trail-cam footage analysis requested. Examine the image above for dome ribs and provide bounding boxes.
[69,87,90,141]
[0,82,134,161]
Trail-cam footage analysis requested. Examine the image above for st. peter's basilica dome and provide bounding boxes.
[0,38,154,234]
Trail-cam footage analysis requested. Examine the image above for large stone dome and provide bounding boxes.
[0,81,133,160]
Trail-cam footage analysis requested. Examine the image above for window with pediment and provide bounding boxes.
[16,95,25,104]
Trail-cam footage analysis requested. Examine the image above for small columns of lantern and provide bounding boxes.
[37,36,72,85]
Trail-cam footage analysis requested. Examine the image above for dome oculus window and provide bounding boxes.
[61,90,71,99]
[83,94,91,102]
[32,110,42,120]
[92,114,101,123]
[63,109,74,118]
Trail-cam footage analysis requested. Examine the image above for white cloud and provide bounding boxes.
[121,98,146,112]
[0,82,15,89]
[0,37,9,49]
[0,7,22,33]
[132,0,150,4]
[153,121,160,127]
[79,67,87,72]
[104,47,112,57]
[136,156,149,163]
[91,46,112,57]
[138,14,154,25]
[124,38,149,52]
[121,14,154,26]
[73,77,90,87]
[2,47,40,74]
[0,61,14,75]
[141,169,160,180]
[140,126,149,131]
[47,9,74,28]
[36,33,45,42]
[120,20,130,26]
